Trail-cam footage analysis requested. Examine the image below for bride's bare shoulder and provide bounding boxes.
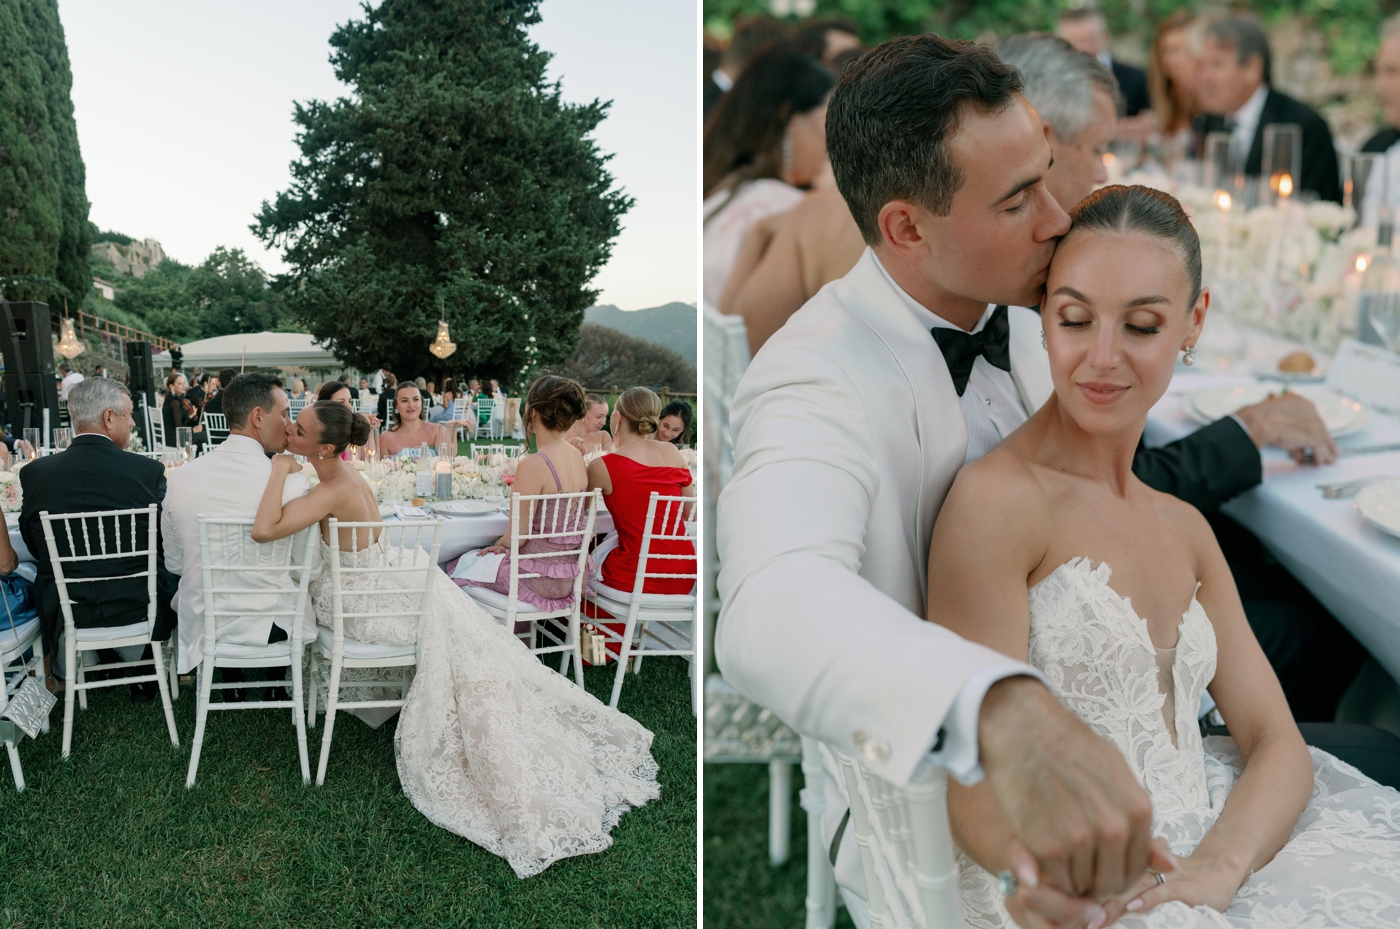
[1144,483,1218,565]
[940,446,1050,526]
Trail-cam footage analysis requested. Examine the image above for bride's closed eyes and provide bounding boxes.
[1051,288,1170,338]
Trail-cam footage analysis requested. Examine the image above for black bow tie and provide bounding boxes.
[931,305,1011,397]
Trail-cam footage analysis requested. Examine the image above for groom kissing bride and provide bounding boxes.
[716,34,1400,929]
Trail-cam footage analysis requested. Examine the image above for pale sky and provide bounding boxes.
[61,0,697,311]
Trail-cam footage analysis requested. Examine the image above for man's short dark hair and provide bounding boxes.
[826,34,1023,244]
[222,372,285,430]
[218,367,238,385]
[337,373,350,384]
[1205,16,1272,85]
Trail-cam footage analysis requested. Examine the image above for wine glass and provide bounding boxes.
[23,428,40,457]
[52,427,72,450]
[1369,293,1400,351]
[175,427,193,462]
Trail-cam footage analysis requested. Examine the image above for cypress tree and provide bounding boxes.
[0,0,90,305]
[254,0,631,386]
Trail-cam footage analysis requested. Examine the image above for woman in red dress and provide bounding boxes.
[584,387,697,657]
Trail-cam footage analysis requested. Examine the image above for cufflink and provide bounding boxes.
[852,729,890,765]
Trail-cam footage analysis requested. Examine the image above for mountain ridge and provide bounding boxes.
[585,302,695,362]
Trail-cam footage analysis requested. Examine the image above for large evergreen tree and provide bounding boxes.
[254,0,631,386]
[0,0,90,305]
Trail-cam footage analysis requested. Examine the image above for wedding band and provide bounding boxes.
[1149,869,1165,886]
[997,869,1020,897]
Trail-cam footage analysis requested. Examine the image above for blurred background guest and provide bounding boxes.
[338,373,359,400]
[1195,16,1341,202]
[566,393,612,455]
[162,372,203,447]
[1058,6,1150,117]
[1149,10,1202,141]
[1363,16,1400,156]
[704,14,789,119]
[413,376,435,410]
[202,368,238,421]
[794,16,860,69]
[655,400,693,446]
[317,378,381,429]
[376,372,399,424]
[703,45,835,308]
[288,378,308,402]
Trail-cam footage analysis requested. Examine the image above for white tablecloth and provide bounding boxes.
[1147,373,1400,682]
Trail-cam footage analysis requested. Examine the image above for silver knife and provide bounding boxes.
[1338,443,1400,457]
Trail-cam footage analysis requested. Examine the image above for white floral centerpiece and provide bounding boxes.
[367,454,506,504]
[0,471,20,513]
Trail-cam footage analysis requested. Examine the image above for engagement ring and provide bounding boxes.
[997,869,1019,897]
[1148,869,1165,886]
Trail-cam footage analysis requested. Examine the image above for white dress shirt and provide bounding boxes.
[59,371,84,400]
[1229,83,1269,163]
[161,434,317,672]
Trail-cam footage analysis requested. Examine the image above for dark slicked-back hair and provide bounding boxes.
[1068,185,1203,307]
[1204,16,1272,85]
[827,34,1023,244]
[222,372,285,430]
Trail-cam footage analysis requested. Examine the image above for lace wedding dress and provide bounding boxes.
[959,557,1400,928]
[309,535,661,878]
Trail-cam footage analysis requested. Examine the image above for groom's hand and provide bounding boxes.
[978,677,1167,901]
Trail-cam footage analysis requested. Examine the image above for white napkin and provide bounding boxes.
[396,505,432,520]
[452,549,506,583]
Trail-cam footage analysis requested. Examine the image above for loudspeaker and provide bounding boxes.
[0,300,60,435]
[125,340,155,448]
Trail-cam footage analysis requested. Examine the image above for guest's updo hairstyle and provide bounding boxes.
[524,376,587,432]
[310,400,372,454]
[1067,184,1202,308]
[316,380,348,402]
[613,387,662,437]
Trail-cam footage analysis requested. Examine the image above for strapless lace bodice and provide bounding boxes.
[958,558,1400,928]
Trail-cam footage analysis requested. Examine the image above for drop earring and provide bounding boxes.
[1040,329,1048,350]
[1183,345,1197,366]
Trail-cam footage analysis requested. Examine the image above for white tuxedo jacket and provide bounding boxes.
[161,435,319,673]
[716,248,1056,786]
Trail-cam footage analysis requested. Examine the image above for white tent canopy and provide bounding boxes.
[152,331,341,370]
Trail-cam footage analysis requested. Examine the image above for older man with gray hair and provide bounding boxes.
[19,377,178,701]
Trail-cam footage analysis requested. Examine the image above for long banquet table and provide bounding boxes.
[1146,372,1400,683]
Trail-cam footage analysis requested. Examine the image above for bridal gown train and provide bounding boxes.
[958,558,1400,928]
[310,535,661,878]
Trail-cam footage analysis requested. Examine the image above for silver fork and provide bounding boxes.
[1317,475,1396,499]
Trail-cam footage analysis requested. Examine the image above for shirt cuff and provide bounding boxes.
[929,662,1048,786]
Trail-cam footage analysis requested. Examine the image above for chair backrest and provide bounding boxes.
[146,405,165,448]
[703,302,751,673]
[450,397,468,419]
[475,399,494,422]
[324,518,444,647]
[470,443,511,460]
[504,491,600,617]
[288,398,308,415]
[359,397,377,415]
[196,517,316,652]
[823,745,964,929]
[631,492,698,599]
[38,505,159,634]
[204,412,228,445]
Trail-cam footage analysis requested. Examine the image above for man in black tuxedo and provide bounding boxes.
[1058,8,1150,116]
[19,378,178,701]
[1361,20,1400,159]
[337,373,358,400]
[1195,17,1341,203]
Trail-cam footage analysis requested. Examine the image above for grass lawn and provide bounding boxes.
[0,656,696,928]
[703,763,855,929]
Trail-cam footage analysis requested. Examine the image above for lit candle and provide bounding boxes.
[1278,174,1294,199]
[435,460,452,498]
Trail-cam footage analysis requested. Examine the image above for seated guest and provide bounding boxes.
[655,400,693,445]
[705,14,789,119]
[378,383,453,458]
[162,372,204,447]
[358,376,370,394]
[337,373,358,400]
[794,16,860,69]
[288,379,308,401]
[1195,16,1341,203]
[20,378,178,699]
[1058,6,1150,117]
[414,376,434,409]
[376,372,398,424]
[427,378,472,428]
[566,394,614,455]
[1360,17,1400,224]
[316,379,381,431]
[583,387,696,653]
[456,377,592,611]
[161,372,315,694]
[201,368,239,419]
[1149,10,1202,139]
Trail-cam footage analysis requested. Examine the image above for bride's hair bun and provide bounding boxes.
[1068,185,1202,307]
[614,386,661,436]
[312,400,371,454]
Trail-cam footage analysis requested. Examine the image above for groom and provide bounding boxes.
[161,373,317,690]
[717,36,1170,925]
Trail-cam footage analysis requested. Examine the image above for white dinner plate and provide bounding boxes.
[1356,479,1400,540]
[431,500,499,517]
[1183,383,1368,437]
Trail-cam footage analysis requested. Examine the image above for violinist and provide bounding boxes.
[162,372,205,448]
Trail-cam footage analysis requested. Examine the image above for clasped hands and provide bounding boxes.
[979,679,1240,928]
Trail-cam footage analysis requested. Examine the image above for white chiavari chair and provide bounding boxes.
[459,491,599,684]
[1,569,45,791]
[146,405,165,449]
[308,517,444,785]
[204,412,228,446]
[585,492,698,713]
[186,518,316,787]
[822,742,965,929]
[39,504,178,758]
[450,397,470,442]
[288,397,308,416]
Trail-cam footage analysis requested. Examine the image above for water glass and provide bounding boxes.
[52,428,72,450]
[175,426,193,457]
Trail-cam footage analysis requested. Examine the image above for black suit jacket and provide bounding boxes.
[1196,88,1342,203]
[1362,126,1400,154]
[1111,60,1150,117]
[1132,416,1262,512]
[19,435,178,653]
[203,393,223,418]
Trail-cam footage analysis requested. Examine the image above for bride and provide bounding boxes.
[250,398,660,878]
[928,185,1400,928]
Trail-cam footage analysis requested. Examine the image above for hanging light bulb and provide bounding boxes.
[56,318,85,359]
[428,297,456,359]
